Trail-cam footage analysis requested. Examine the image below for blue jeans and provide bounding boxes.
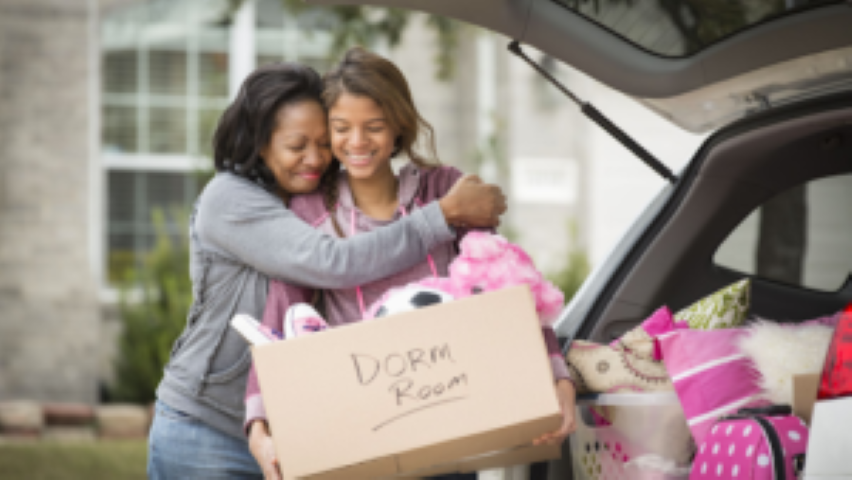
[148,400,262,480]
[147,401,475,480]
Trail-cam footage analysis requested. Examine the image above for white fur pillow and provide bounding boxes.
[737,321,833,405]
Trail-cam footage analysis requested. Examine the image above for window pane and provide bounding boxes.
[149,50,187,95]
[137,232,158,253]
[108,171,138,225]
[301,56,331,75]
[197,107,223,157]
[256,0,285,29]
[107,169,140,284]
[103,50,138,93]
[103,106,137,153]
[297,7,338,33]
[149,106,186,153]
[714,174,852,291]
[199,52,228,97]
[145,0,186,27]
[257,55,283,68]
[146,172,187,212]
[106,170,201,284]
[108,233,137,283]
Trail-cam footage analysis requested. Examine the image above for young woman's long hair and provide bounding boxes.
[212,62,336,202]
[320,47,441,212]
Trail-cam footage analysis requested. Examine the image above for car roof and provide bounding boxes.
[309,0,852,132]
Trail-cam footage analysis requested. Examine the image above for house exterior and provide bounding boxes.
[0,0,702,404]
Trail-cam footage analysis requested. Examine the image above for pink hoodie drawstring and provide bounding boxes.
[350,201,437,318]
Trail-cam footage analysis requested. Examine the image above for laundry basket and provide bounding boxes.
[570,392,692,480]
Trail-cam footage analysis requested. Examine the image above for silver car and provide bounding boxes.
[311,0,852,478]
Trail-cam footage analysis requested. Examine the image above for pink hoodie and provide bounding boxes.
[243,164,569,433]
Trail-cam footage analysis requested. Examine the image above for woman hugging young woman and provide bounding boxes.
[147,50,509,478]
[244,47,577,480]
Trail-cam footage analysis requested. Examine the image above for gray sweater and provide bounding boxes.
[156,172,455,438]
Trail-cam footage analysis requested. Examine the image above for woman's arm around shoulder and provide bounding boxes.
[419,165,465,200]
[419,166,495,240]
[196,172,456,289]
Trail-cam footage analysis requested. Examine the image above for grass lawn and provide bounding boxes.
[0,440,147,479]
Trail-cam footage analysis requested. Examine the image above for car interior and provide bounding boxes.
[577,91,852,344]
[546,89,852,480]
[307,0,852,478]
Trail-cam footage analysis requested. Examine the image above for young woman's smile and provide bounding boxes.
[329,93,397,180]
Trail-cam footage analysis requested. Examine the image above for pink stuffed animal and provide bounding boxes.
[366,232,564,326]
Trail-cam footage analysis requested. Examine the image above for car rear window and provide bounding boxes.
[551,0,843,57]
[714,174,852,292]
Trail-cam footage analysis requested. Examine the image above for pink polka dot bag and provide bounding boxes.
[690,406,808,480]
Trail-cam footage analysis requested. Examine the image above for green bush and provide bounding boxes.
[110,209,193,404]
[546,223,590,303]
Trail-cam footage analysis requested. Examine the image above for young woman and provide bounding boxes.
[244,48,576,480]
[147,62,507,479]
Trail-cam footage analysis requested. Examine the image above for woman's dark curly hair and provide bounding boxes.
[212,62,337,202]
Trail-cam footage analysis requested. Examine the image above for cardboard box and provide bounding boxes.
[253,286,562,480]
[792,373,820,426]
[391,443,561,479]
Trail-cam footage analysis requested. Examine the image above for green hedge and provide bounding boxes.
[110,209,192,404]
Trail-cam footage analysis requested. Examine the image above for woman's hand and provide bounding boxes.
[249,420,282,480]
[439,174,507,228]
[532,379,577,446]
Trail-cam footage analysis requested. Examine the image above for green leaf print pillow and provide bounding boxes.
[674,279,750,330]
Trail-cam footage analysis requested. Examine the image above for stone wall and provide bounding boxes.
[0,0,101,403]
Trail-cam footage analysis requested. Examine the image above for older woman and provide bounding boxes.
[147,62,506,479]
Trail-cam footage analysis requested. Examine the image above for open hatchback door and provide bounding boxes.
[302,0,852,344]
[306,0,852,133]
[305,1,852,479]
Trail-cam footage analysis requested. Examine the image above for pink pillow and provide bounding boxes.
[609,306,689,360]
[659,328,768,445]
[642,306,687,337]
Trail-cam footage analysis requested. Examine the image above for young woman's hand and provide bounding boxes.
[440,174,507,228]
[532,378,577,446]
[249,420,282,480]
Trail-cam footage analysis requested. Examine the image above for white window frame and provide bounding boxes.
[99,0,333,299]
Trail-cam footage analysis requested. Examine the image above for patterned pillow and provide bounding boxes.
[566,340,673,394]
[566,307,681,394]
[674,279,751,330]
[611,306,689,360]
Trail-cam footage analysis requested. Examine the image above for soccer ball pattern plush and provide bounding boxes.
[372,286,455,318]
[366,232,564,326]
